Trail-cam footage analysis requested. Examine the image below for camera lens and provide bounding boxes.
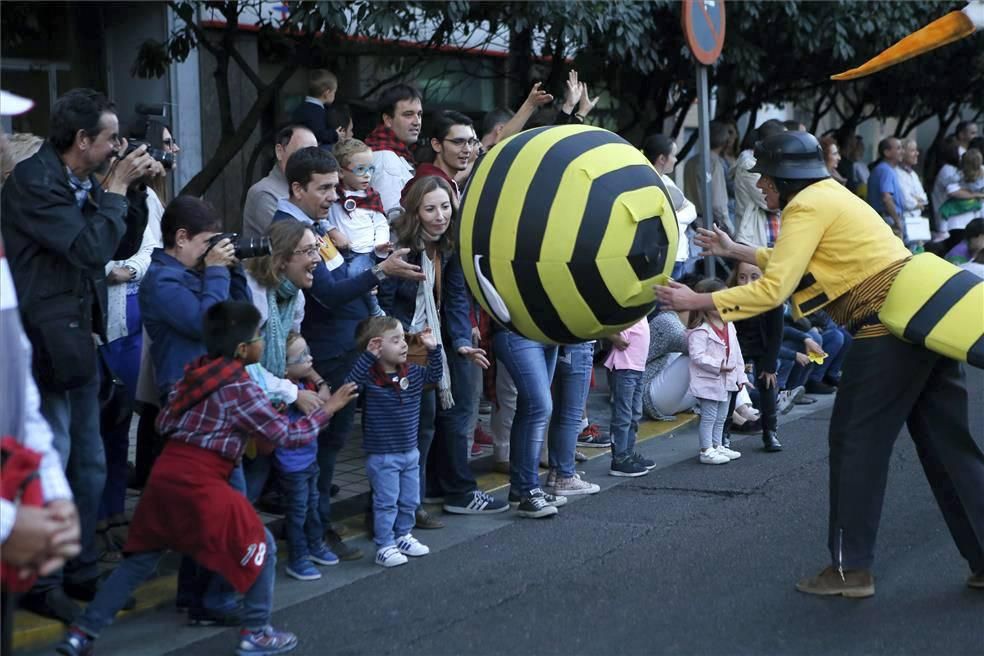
[234,237,272,259]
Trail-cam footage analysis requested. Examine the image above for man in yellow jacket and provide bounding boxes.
[656,131,984,597]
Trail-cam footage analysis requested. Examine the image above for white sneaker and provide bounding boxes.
[699,449,730,465]
[396,533,430,557]
[717,445,741,460]
[376,545,409,568]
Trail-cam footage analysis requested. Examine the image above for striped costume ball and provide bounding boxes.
[458,125,679,344]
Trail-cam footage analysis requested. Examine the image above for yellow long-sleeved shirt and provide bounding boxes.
[713,178,911,323]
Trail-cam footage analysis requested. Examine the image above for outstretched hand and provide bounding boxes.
[694,224,736,258]
[523,82,554,109]
[654,280,700,311]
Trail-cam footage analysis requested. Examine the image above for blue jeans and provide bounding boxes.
[417,388,437,503]
[432,348,482,498]
[99,294,142,519]
[365,449,420,548]
[492,331,558,495]
[38,371,104,588]
[314,351,359,528]
[77,527,277,637]
[280,463,325,563]
[345,251,384,317]
[671,261,687,279]
[547,343,594,478]
[609,369,644,460]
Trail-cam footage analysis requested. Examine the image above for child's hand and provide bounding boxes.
[323,382,359,415]
[420,327,437,350]
[330,231,350,251]
[367,336,383,357]
[795,352,811,367]
[295,389,322,415]
[610,335,630,351]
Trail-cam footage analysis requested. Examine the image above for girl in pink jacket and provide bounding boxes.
[686,279,748,465]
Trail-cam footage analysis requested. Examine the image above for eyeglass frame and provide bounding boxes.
[442,137,480,149]
[286,344,313,366]
[291,244,322,259]
[345,164,376,177]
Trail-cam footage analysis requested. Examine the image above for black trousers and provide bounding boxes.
[828,334,984,572]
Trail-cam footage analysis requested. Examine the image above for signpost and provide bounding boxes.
[682,0,725,277]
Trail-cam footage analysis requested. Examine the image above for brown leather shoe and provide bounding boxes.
[968,570,984,589]
[415,508,445,530]
[795,565,875,598]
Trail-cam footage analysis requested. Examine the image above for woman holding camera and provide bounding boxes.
[139,195,254,623]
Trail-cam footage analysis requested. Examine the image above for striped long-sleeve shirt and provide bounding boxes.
[345,347,443,454]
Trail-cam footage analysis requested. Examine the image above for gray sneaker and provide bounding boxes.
[610,455,649,477]
[548,473,600,496]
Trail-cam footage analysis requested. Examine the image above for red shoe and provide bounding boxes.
[474,425,494,446]
[470,441,483,457]
[577,424,611,448]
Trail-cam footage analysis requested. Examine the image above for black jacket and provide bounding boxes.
[734,304,784,373]
[291,100,338,147]
[1,142,148,388]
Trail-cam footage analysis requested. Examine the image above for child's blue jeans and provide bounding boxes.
[345,251,384,317]
[609,369,644,460]
[365,449,420,548]
[279,463,325,563]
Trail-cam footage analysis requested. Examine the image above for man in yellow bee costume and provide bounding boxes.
[657,131,984,597]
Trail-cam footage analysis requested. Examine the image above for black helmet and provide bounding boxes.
[749,131,831,180]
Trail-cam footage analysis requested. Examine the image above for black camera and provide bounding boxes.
[122,139,174,170]
[206,232,272,260]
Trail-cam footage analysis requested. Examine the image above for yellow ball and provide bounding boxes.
[458,125,679,344]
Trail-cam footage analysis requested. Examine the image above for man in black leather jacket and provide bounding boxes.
[0,88,157,623]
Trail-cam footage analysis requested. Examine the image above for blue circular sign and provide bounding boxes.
[682,0,726,65]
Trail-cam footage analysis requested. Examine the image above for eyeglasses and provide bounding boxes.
[286,345,312,365]
[162,138,177,148]
[292,245,321,259]
[444,137,480,148]
[346,165,376,177]
[244,335,265,345]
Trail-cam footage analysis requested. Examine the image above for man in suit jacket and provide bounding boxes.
[291,69,339,148]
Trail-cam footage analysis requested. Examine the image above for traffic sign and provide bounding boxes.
[682,0,726,66]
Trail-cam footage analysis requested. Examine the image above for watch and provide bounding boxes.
[371,264,387,281]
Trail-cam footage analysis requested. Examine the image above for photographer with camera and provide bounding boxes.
[1,88,157,622]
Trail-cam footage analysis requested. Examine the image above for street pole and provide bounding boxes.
[696,63,714,278]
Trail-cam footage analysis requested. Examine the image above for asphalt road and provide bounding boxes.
[170,366,984,656]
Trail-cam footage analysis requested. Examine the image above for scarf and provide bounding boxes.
[261,278,300,379]
[420,248,454,409]
[338,187,385,215]
[369,361,412,402]
[168,356,248,416]
[365,124,415,166]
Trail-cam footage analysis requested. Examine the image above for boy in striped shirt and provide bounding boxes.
[346,317,442,567]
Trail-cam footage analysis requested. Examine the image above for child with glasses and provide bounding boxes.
[328,138,391,317]
[273,332,343,581]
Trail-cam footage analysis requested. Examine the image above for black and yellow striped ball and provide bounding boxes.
[458,125,678,344]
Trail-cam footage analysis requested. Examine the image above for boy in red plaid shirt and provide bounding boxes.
[57,302,358,656]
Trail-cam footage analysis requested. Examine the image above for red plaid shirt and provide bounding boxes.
[157,376,329,463]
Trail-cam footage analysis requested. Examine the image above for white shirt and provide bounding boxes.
[326,190,390,255]
[896,167,928,217]
[660,173,697,262]
[371,150,415,219]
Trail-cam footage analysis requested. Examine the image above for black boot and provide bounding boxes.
[762,430,783,452]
